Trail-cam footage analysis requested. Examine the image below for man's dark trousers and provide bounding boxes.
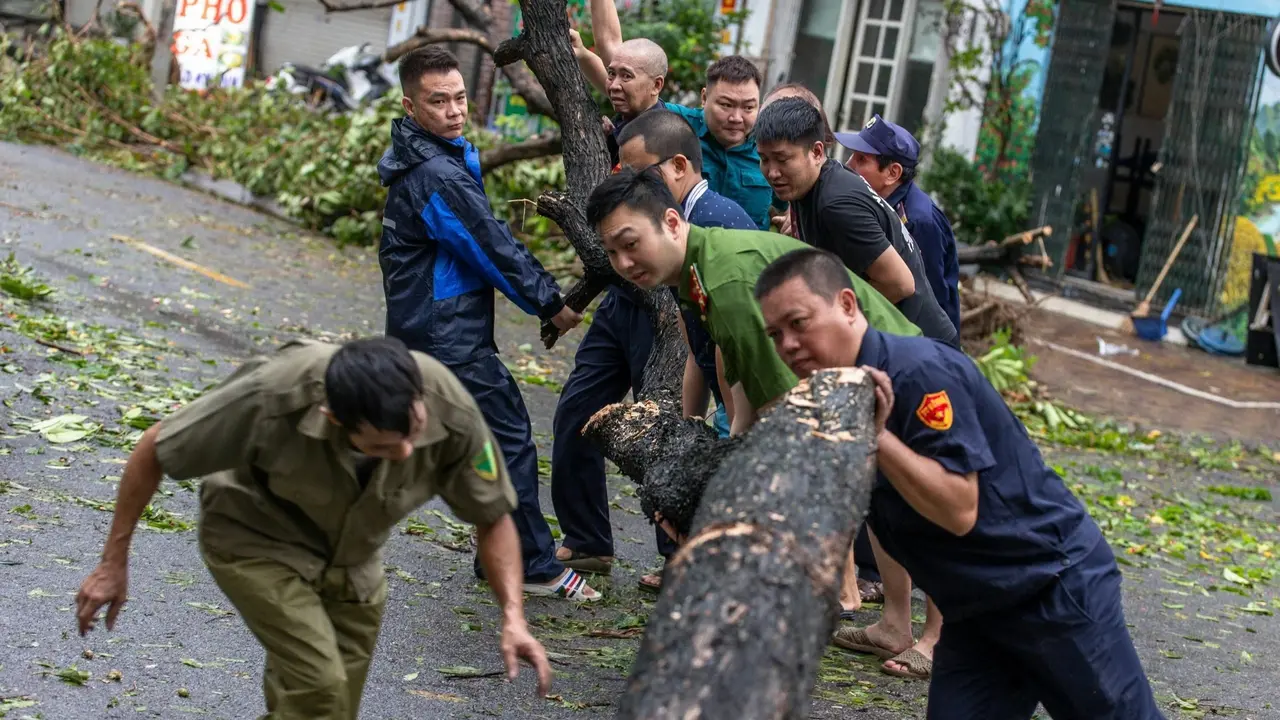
[927,541,1164,720]
[551,290,677,559]
[451,354,563,583]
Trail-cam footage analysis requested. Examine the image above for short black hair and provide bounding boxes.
[324,336,424,434]
[706,55,762,89]
[754,96,827,148]
[616,109,703,174]
[399,46,460,93]
[763,83,836,147]
[754,248,854,302]
[876,154,917,184]
[586,166,683,231]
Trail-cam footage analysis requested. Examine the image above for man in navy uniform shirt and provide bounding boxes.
[550,109,757,590]
[840,115,960,331]
[753,247,1164,720]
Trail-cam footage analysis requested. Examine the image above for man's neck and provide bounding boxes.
[623,98,662,120]
[673,176,698,205]
[662,222,693,286]
[881,180,906,202]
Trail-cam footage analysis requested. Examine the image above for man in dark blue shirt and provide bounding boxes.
[753,247,1164,720]
[550,109,756,591]
[841,115,960,331]
[377,47,599,602]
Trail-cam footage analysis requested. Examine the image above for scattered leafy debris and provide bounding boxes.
[0,253,54,301]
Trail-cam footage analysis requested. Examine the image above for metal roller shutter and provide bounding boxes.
[256,0,393,76]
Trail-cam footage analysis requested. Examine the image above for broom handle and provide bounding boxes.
[1141,214,1198,307]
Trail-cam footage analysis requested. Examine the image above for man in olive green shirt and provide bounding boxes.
[585,167,920,436]
[75,337,553,719]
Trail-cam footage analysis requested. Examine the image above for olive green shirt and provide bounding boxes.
[154,339,517,601]
[678,225,922,410]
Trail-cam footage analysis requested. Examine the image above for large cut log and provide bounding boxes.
[616,368,879,720]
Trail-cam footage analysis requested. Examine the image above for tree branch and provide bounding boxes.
[479,132,562,174]
[383,27,555,119]
[444,0,494,32]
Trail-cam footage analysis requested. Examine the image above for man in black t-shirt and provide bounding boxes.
[754,98,958,347]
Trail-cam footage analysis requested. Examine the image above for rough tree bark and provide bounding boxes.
[617,369,879,719]
[491,0,687,415]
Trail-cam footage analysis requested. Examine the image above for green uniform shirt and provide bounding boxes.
[154,339,517,602]
[664,103,776,230]
[678,225,922,410]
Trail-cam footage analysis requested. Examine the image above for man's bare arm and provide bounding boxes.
[587,0,623,63]
[863,248,915,303]
[570,28,609,94]
[476,514,552,696]
[76,424,165,635]
[877,432,979,536]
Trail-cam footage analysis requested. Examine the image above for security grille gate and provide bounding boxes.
[1027,0,1118,267]
[1137,10,1270,317]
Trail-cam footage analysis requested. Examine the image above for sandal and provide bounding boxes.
[639,568,663,593]
[524,569,601,603]
[556,548,614,575]
[858,578,884,604]
[831,626,900,660]
[881,648,932,680]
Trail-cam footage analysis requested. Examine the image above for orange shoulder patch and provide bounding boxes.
[915,391,953,431]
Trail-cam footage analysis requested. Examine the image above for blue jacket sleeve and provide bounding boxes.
[421,172,564,320]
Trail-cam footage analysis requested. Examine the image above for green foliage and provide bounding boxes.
[972,328,1035,393]
[920,147,1030,245]
[0,28,567,247]
[940,0,1056,184]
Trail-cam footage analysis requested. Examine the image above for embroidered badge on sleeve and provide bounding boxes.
[689,264,709,321]
[472,440,498,481]
[915,391,953,431]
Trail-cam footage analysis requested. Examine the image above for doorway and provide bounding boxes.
[1068,4,1183,286]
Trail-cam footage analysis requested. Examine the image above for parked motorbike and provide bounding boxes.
[264,42,397,113]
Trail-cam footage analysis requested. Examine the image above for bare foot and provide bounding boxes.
[882,635,936,675]
[863,620,913,657]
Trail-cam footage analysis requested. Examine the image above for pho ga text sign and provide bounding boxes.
[171,0,257,90]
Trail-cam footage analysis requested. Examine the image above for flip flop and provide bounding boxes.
[839,610,859,621]
[524,569,601,603]
[557,548,613,575]
[881,648,932,680]
[639,569,663,593]
[831,626,899,660]
[858,578,884,604]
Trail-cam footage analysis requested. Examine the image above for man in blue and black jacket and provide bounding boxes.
[377,46,600,603]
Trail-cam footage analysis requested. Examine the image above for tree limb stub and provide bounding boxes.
[616,369,879,720]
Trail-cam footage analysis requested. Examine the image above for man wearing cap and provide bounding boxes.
[841,115,960,331]
[754,97,958,347]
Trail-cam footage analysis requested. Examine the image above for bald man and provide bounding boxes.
[570,20,668,167]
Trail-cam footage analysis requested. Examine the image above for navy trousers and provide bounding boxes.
[551,290,677,559]
[927,541,1163,720]
[450,354,563,584]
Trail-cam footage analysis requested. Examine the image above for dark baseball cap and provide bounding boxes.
[833,114,919,167]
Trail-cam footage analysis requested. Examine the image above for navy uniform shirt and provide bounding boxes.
[858,328,1104,623]
[888,181,960,332]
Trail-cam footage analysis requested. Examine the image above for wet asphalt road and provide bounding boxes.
[2,141,1279,719]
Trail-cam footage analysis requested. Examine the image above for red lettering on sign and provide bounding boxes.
[223,0,247,24]
[201,0,221,21]
[178,0,199,17]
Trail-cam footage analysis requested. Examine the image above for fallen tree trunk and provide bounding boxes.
[616,368,879,720]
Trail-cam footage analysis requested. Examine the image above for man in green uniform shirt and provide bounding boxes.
[584,167,920,435]
[75,337,553,719]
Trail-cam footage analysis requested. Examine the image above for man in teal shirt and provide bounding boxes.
[584,167,920,434]
[573,0,776,229]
